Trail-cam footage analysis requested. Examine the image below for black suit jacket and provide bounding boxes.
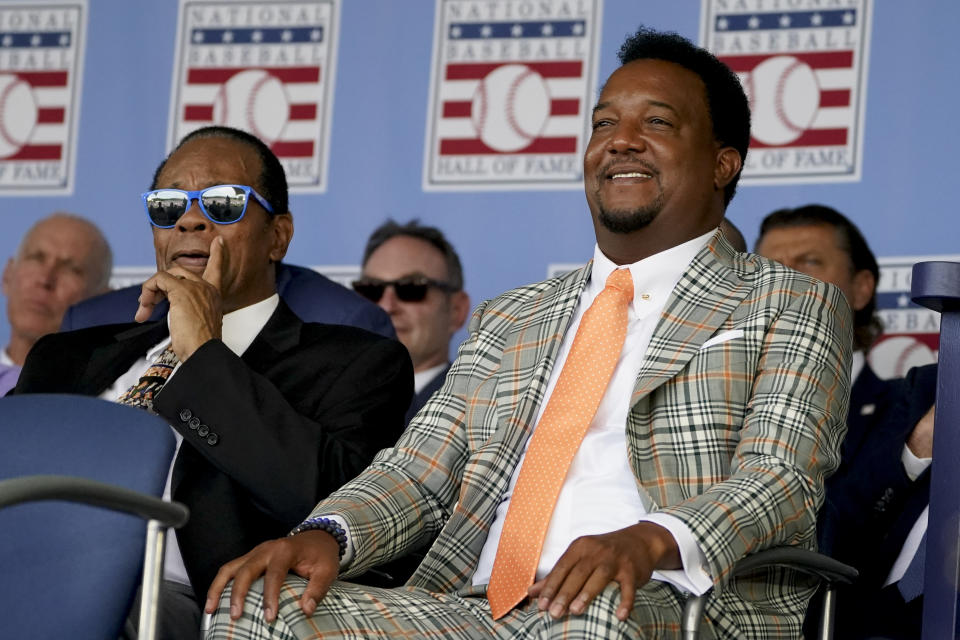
[15,300,413,597]
[825,364,937,639]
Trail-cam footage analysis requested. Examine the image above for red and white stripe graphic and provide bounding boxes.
[0,70,69,160]
[437,60,584,155]
[173,65,322,158]
[721,51,855,148]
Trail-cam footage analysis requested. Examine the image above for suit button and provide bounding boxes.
[197,424,210,437]
[188,417,200,430]
[206,433,219,446]
[179,409,192,422]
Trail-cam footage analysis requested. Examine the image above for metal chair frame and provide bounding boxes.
[0,474,189,640]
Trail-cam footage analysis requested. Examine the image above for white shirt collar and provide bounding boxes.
[414,362,448,394]
[588,229,715,316]
[149,293,280,360]
[0,348,13,367]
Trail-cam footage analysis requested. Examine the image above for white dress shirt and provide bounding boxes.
[100,294,280,585]
[884,447,933,586]
[471,232,715,595]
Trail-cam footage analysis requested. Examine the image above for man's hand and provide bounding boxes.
[135,237,226,361]
[527,522,680,621]
[906,403,936,460]
[205,530,341,623]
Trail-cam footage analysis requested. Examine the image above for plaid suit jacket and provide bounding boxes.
[312,232,853,634]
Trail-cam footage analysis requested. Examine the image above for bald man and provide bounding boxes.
[1,214,112,395]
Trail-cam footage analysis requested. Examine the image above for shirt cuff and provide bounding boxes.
[901,444,932,482]
[640,512,713,596]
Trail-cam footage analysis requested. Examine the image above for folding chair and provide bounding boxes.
[0,394,189,640]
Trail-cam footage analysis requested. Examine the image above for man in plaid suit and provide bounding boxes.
[205,27,852,639]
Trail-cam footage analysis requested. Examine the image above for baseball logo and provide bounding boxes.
[745,55,820,146]
[212,69,290,144]
[868,336,937,379]
[0,73,38,159]
[471,64,550,152]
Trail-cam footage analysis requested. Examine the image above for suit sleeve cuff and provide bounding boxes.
[640,512,713,596]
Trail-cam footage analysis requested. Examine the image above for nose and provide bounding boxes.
[176,198,208,232]
[378,285,401,314]
[608,120,647,154]
[36,259,58,289]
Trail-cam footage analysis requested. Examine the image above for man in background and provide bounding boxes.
[354,219,470,424]
[754,204,891,478]
[1,213,111,395]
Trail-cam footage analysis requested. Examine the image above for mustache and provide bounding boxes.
[598,157,660,180]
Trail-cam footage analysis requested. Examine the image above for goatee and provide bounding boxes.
[597,196,664,234]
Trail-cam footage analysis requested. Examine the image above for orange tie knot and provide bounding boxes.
[606,268,634,301]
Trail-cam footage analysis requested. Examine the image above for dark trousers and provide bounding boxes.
[124,579,202,640]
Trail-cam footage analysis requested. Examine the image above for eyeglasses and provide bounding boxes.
[141,184,274,228]
[352,276,456,303]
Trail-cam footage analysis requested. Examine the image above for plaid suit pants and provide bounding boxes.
[206,577,723,639]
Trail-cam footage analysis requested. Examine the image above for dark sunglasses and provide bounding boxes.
[141,184,274,228]
[352,276,456,303]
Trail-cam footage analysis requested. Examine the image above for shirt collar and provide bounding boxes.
[589,228,715,316]
[152,293,280,360]
[414,362,448,394]
[0,348,13,367]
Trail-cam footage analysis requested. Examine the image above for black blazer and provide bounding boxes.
[15,300,413,597]
[824,364,937,639]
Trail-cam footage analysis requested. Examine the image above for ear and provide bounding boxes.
[448,290,471,333]
[1,258,13,297]
[268,213,294,263]
[849,269,876,312]
[714,146,742,192]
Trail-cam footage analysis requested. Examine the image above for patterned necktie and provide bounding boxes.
[487,268,634,620]
[898,530,927,602]
[117,346,178,413]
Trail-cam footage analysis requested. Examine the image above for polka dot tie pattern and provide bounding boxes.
[116,346,179,414]
[487,268,634,620]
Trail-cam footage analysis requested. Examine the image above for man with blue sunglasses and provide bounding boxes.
[13,126,413,640]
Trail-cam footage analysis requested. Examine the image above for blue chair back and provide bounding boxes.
[0,394,175,640]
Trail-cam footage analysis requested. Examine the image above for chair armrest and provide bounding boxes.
[0,475,189,529]
[681,547,857,639]
[730,547,858,584]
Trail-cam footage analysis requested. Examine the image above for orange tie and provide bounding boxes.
[487,268,634,619]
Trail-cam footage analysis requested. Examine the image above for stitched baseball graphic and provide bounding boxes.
[471,64,550,152]
[746,55,820,146]
[212,69,289,144]
[0,73,38,159]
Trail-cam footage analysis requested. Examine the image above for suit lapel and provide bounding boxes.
[494,264,591,452]
[239,299,302,371]
[631,233,752,405]
[80,322,170,396]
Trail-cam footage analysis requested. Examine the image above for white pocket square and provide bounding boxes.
[700,329,744,350]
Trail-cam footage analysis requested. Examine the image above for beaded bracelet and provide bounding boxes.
[288,517,347,560]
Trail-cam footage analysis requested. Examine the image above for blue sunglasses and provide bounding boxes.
[142,184,274,228]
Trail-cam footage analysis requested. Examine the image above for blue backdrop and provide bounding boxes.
[1,0,957,362]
